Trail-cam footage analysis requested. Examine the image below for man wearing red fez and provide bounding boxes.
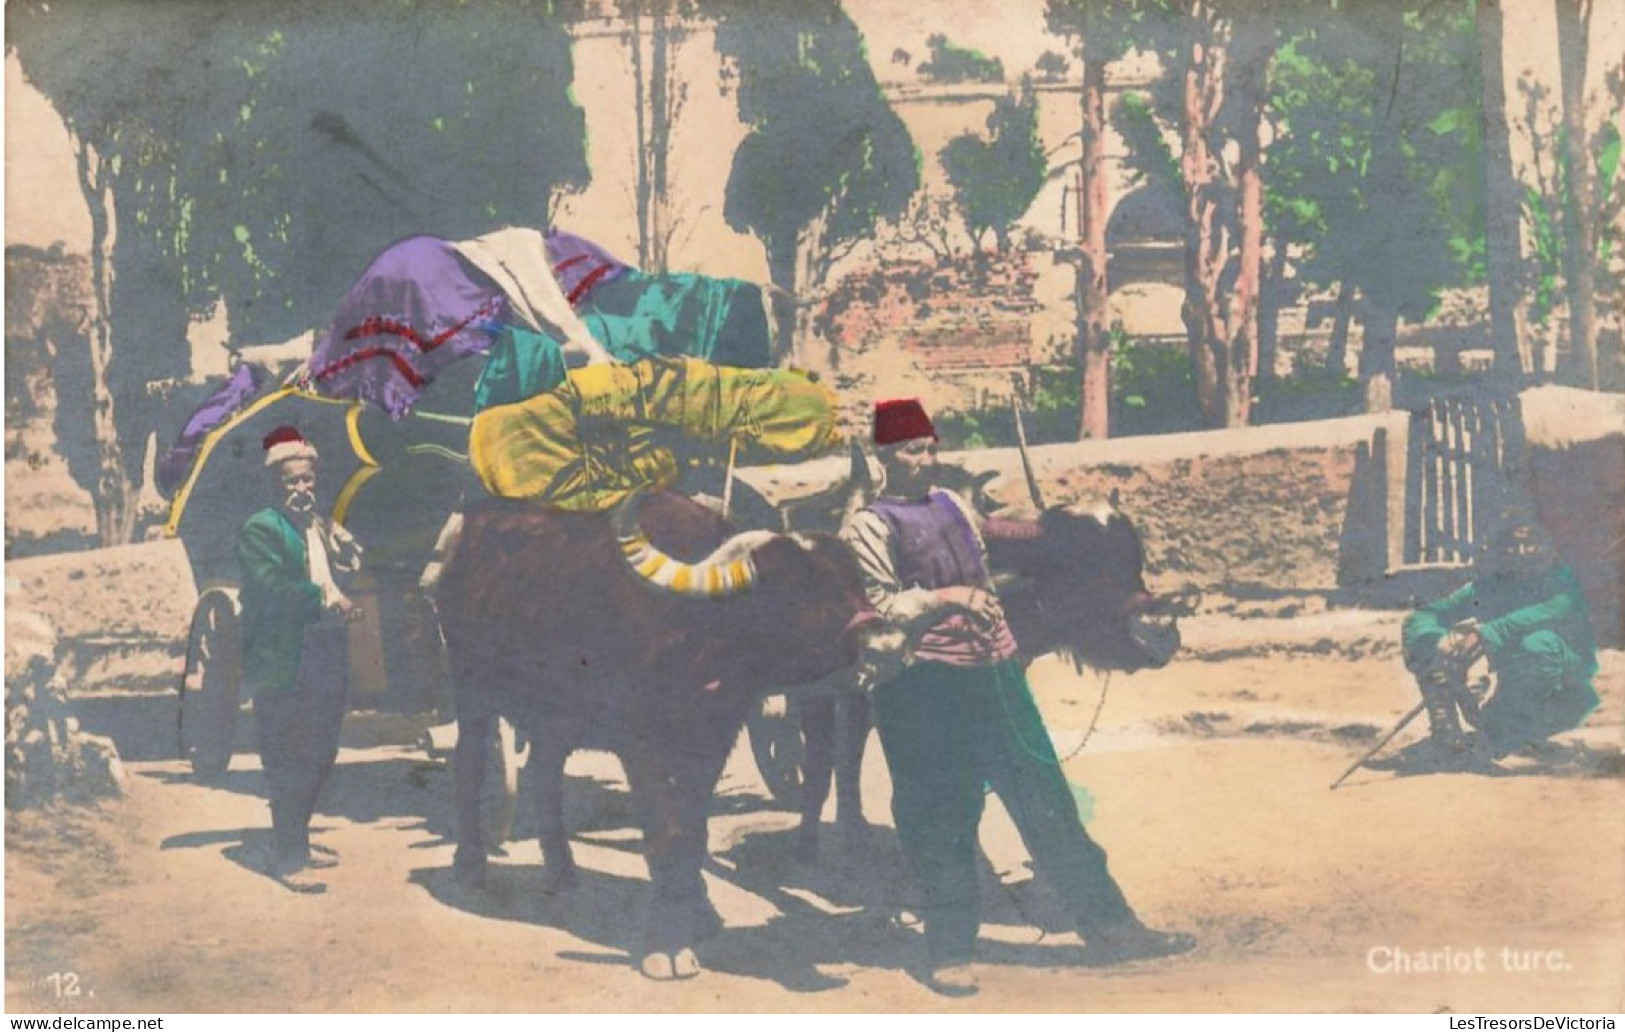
[237,427,363,892]
[843,399,1192,994]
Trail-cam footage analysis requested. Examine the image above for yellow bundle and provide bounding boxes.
[469,356,839,512]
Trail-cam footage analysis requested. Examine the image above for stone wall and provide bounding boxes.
[740,411,1410,602]
[5,538,196,695]
[1518,387,1625,647]
[955,413,1409,598]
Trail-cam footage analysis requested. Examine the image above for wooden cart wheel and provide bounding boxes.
[178,588,242,781]
[482,718,527,850]
[427,717,527,851]
[746,694,804,805]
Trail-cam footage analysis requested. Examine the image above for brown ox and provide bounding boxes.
[435,490,876,979]
[797,496,1186,851]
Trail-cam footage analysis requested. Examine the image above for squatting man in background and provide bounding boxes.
[1377,498,1600,773]
[237,426,363,892]
[842,398,1194,996]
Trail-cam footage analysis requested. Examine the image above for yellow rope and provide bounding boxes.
[164,388,374,537]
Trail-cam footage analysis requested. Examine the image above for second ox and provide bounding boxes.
[794,477,1187,851]
[434,488,879,980]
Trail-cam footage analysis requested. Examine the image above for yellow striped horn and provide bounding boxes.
[611,488,760,599]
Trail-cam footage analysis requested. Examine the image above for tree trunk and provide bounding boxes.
[628,0,678,272]
[1077,57,1111,440]
[649,0,672,272]
[629,0,651,269]
[1257,239,1289,383]
[1359,1,1410,413]
[1179,1,1228,428]
[1555,0,1598,389]
[71,134,136,546]
[1228,23,1265,429]
[1359,300,1398,413]
[1327,280,1356,376]
[766,241,801,369]
[1477,0,1532,378]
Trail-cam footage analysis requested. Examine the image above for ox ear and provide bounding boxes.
[971,469,1002,516]
[848,437,875,495]
[840,437,876,522]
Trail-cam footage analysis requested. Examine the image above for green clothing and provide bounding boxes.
[472,326,571,413]
[1403,564,1600,752]
[473,272,770,412]
[237,508,324,696]
[870,659,1134,963]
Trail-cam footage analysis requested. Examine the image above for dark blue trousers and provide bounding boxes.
[871,659,1135,965]
[253,622,349,867]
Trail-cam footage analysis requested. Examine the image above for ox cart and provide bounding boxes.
[165,378,481,772]
[162,224,853,844]
[162,371,835,825]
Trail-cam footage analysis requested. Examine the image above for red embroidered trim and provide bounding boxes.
[313,297,503,387]
[313,346,426,388]
[566,264,615,306]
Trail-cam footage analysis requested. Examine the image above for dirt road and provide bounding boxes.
[7,626,1623,1013]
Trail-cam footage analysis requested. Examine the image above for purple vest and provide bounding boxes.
[870,491,989,590]
[869,491,1017,664]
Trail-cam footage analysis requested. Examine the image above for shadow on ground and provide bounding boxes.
[408,818,1096,992]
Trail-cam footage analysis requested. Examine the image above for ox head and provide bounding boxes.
[611,489,881,689]
[1003,500,1184,674]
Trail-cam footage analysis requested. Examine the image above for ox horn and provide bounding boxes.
[611,488,762,598]
[1010,387,1048,512]
[839,437,876,526]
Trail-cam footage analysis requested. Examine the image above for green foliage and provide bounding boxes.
[1264,2,1486,321]
[11,0,590,349]
[189,0,590,344]
[917,33,1004,84]
[1113,91,1182,199]
[934,336,1204,447]
[940,81,1047,252]
[9,0,235,500]
[1599,121,1622,270]
[1044,0,1178,64]
[1035,50,1071,83]
[1253,359,1362,423]
[1524,180,1564,327]
[1521,117,1623,326]
[714,0,920,287]
[1106,336,1200,434]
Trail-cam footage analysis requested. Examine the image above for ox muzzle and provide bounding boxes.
[1120,589,1192,669]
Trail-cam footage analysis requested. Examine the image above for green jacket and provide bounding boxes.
[1402,563,1599,687]
[237,508,324,695]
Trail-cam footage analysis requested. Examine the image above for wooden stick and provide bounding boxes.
[1331,701,1427,790]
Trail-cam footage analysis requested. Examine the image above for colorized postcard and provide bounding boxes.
[5,0,1622,1014]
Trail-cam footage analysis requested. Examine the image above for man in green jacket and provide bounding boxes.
[1395,506,1600,770]
[238,427,362,891]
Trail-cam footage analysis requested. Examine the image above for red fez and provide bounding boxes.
[262,426,318,466]
[262,426,305,451]
[874,399,937,446]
